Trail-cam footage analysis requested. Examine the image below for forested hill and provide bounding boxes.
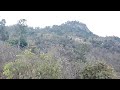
[0,19,120,79]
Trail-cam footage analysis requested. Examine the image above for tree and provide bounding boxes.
[3,49,62,79]
[73,43,90,63]
[0,42,20,78]
[80,61,117,79]
[17,19,28,49]
[0,19,9,41]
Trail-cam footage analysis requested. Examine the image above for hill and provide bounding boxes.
[0,19,120,79]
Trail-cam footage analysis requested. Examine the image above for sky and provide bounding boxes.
[0,11,120,37]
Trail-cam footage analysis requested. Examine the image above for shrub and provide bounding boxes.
[80,61,117,79]
[8,38,28,49]
[8,39,18,46]
[19,38,28,48]
[3,49,62,79]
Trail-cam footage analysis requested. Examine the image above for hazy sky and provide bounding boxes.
[0,11,120,37]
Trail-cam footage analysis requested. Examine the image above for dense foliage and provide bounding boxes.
[3,50,62,79]
[80,61,117,79]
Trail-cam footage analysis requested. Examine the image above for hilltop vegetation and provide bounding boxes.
[0,19,120,79]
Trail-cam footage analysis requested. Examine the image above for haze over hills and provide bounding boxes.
[0,19,120,79]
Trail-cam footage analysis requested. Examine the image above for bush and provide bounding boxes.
[19,38,28,48]
[8,39,19,46]
[80,61,117,79]
[3,49,62,79]
[8,38,28,49]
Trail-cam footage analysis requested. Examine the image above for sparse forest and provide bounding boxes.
[0,19,120,79]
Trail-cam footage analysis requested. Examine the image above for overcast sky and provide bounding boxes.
[0,11,120,37]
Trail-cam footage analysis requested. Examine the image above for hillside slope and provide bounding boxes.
[0,20,120,78]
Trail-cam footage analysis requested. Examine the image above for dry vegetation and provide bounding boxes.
[0,19,119,79]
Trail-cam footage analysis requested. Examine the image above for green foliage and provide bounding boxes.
[3,50,62,79]
[80,61,117,79]
[19,38,28,48]
[1,31,9,41]
[8,38,28,48]
[0,19,9,41]
[3,62,14,79]
[3,61,27,79]
[8,39,19,46]
[73,43,90,63]
[16,19,28,49]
